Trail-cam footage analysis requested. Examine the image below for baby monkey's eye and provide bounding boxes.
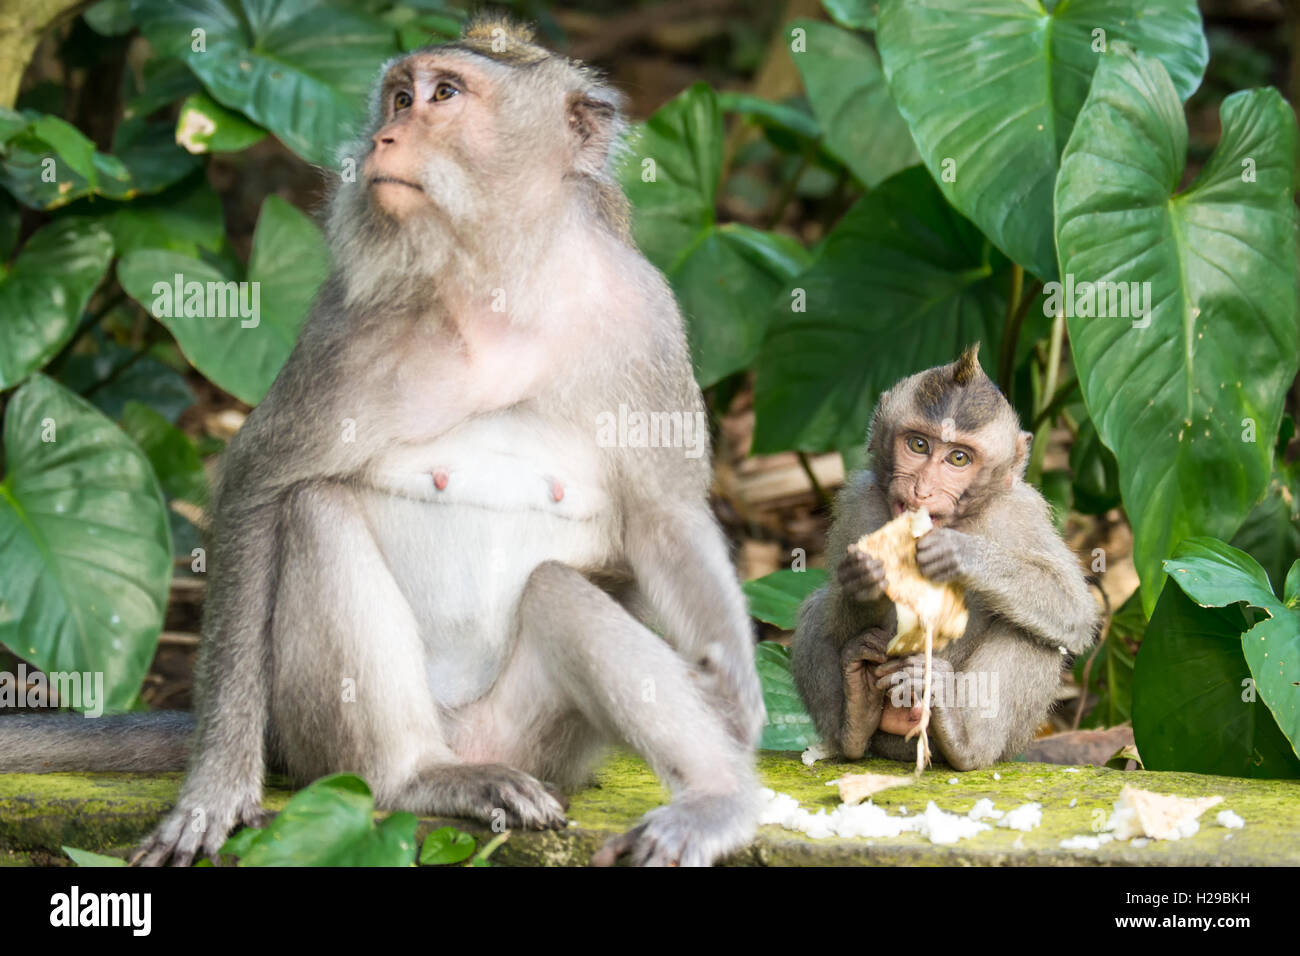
[432,81,459,102]
[907,435,929,455]
[948,449,972,467]
[394,89,413,110]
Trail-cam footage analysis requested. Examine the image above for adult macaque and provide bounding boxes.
[791,345,1098,769]
[0,19,765,867]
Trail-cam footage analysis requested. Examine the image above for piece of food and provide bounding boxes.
[836,772,911,805]
[1107,785,1224,840]
[855,507,969,656]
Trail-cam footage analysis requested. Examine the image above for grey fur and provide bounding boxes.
[0,712,193,773]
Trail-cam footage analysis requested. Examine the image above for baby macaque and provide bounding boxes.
[792,345,1098,769]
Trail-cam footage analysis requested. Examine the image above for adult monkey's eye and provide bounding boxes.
[907,435,929,455]
[394,89,413,110]
[432,81,459,102]
[948,449,971,467]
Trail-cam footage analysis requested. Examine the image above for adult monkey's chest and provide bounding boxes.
[361,411,619,708]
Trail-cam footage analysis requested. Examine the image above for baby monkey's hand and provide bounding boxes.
[839,543,888,602]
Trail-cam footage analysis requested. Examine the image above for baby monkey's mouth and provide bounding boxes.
[369,175,424,192]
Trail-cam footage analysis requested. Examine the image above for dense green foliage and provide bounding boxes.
[1,0,1297,782]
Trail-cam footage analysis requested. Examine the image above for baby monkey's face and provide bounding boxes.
[887,428,984,526]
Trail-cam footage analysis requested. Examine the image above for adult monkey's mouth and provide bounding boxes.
[369,175,424,192]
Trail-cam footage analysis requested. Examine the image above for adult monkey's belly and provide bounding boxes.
[363,414,618,708]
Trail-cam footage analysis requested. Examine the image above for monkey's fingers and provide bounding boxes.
[592,823,683,867]
[591,828,638,867]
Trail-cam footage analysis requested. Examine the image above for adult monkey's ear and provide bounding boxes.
[566,89,622,177]
[1010,430,1033,485]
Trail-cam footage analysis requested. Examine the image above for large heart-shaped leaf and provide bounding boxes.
[755,641,819,751]
[0,219,114,389]
[1056,48,1299,615]
[1164,538,1300,758]
[0,375,172,712]
[225,774,418,866]
[622,85,810,386]
[753,165,1009,454]
[1134,579,1299,778]
[877,0,1207,279]
[791,19,917,188]
[132,0,400,167]
[118,195,328,404]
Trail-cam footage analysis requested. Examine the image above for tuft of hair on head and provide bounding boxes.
[952,342,982,386]
[453,12,550,66]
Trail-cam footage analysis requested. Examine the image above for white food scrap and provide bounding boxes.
[1106,785,1224,841]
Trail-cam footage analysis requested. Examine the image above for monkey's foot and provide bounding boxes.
[400,763,569,831]
[590,790,757,867]
[132,795,266,867]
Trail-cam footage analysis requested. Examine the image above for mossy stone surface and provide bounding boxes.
[2,751,1296,866]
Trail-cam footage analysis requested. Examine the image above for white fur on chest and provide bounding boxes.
[363,414,616,708]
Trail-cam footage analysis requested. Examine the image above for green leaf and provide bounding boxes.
[1068,415,1121,515]
[1164,537,1300,758]
[753,165,1008,454]
[56,329,197,424]
[756,641,818,751]
[743,568,826,631]
[132,0,400,167]
[419,826,476,865]
[791,19,917,188]
[85,0,134,36]
[0,219,114,389]
[233,774,418,866]
[176,91,268,154]
[218,825,263,859]
[1230,474,1300,595]
[822,0,877,31]
[120,402,210,506]
[622,85,809,386]
[0,376,171,712]
[117,195,328,404]
[0,108,196,209]
[63,845,128,866]
[622,83,723,275]
[1056,48,1299,615]
[877,0,1207,279]
[717,91,821,142]
[673,224,811,386]
[1133,580,1299,777]
[93,175,226,258]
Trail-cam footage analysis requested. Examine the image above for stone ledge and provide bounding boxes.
[1,752,1295,866]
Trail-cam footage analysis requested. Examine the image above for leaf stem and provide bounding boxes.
[997,268,1043,394]
[1025,310,1065,485]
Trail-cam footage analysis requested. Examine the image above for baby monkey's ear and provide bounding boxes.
[566,90,621,177]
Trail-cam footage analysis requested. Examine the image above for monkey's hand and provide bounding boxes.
[872,655,955,739]
[839,543,889,602]
[132,790,268,867]
[915,528,974,583]
[837,625,892,758]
